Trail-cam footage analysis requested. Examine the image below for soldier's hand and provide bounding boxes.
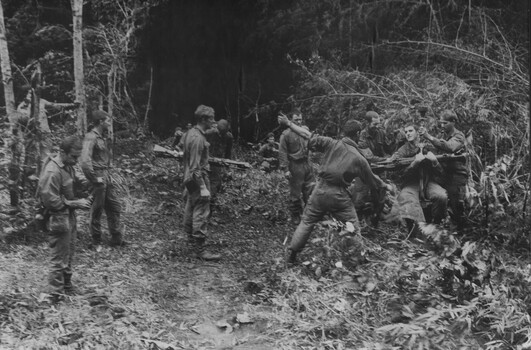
[200,187,211,199]
[284,171,291,179]
[65,198,91,210]
[278,115,289,126]
[414,152,425,162]
[425,151,437,163]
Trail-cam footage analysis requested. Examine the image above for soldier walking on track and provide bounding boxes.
[181,105,222,261]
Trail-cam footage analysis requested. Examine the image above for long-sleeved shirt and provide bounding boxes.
[259,143,279,159]
[392,141,444,187]
[308,135,385,190]
[428,128,467,181]
[38,156,76,212]
[359,127,395,157]
[80,129,112,184]
[279,129,309,169]
[182,126,210,189]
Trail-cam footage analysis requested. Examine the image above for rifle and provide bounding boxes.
[370,153,467,173]
[153,144,252,169]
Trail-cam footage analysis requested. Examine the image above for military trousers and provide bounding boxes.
[397,181,447,224]
[290,181,360,252]
[90,175,123,245]
[288,159,315,218]
[47,211,77,294]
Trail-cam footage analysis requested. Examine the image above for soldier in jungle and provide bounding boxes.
[419,110,468,229]
[277,115,392,265]
[181,105,221,261]
[80,110,126,248]
[38,135,91,301]
[258,132,279,172]
[359,111,396,158]
[390,123,448,236]
[205,119,233,199]
[279,110,315,225]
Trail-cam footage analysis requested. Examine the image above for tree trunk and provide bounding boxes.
[0,1,16,127]
[71,0,87,134]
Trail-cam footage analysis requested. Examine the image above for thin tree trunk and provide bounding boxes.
[0,1,16,127]
[71,0,87,134]
[143,65,153,132]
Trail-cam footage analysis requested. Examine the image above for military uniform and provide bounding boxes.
[205,129,233,197]
[428,128,467,226]
[279,128,315,221]
[182,126,211,246]
[393,142,447,225]
[290,136,387,253]
[80,129,123,246]
[38,156,79,294]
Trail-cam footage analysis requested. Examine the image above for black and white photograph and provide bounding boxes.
[0,0,530,349]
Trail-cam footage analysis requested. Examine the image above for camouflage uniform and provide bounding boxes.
[80,129,123,245]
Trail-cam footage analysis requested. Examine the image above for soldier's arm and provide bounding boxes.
[279,133,289,170]
[426,132,465,153]
[187,135,207,189]
[40,171,67,211]
[79,134,98,183]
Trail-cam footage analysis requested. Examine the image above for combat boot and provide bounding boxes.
[286,249,298,266]
[191,234,221,261]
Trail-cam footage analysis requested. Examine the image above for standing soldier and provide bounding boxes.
[80,110,125,247]
[419,110,467,228]
[38,135,91,300]
[181,105,221,261]
[205,119,233,199]
[279,110,315,224]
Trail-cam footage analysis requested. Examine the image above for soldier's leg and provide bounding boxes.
[64,215,77,292]
[90,183,106,244]
[288,162,305,221]
[447,184,466,228]
[105,182,124,246]
[426,181,448,224]
[47,214,71,294]
[301,162,316,205]
[289,184,327,254]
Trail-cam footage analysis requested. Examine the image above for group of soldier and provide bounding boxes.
[273,108,467,264]
[35,102,467,300]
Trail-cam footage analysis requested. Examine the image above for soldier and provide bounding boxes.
[279,110,315,224]
[419,110,467,228]
[359,111,395,157]
[278,116,392,265]
[80,110,125,247]
[181,105,221,261]
[38,135,91,300]
[259,132,279,172]
[391,123,448,234]
[206,119,233,198]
